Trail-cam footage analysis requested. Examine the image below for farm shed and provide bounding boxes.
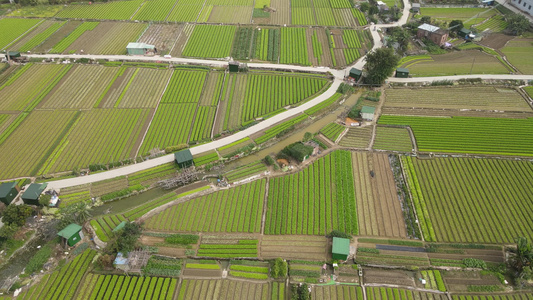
[395,68,409,78]
[349,68,362,80]
[229,61,239,72]
[57,223,83,247]
[113,221,127,233]
[411,3,420,13]
[114,252,129,271]
[21,183,47,205]
[174,149,194,169]
[5,52,20,61]
[126,43,155,55]
[361,106,376,121]
[458,28,474,39]
[332,237,350,260]
[0,182,18,205]
[417,24,448,46]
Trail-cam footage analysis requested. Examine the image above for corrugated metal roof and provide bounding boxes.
[418,23,440,33]
[22,183,47,200]
[174,149,193,163]
[57,223,82,239]
[0,182,16,198]
[361,106,376,114]
[350,68,362,75]
[332,237,350,255]
[126,42,155,49]
[396,67,409,73]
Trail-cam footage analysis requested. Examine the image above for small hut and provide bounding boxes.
[174,149,194,169]
[57,224,83,247]
[332,237,350,261]
[21,183,47,205]
[229,61,240,72]
[412,3,420,13]
[349,68,362,80]
[126,43,155,55]
[361,106,376,121]
[0,182,18,206]
[395,68,409,78]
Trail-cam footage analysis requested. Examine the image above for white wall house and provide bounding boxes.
[511,0,533,16]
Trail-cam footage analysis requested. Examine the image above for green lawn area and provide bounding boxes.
[501,39,533,74]
[407,50,509,77]
[419,7,498,27]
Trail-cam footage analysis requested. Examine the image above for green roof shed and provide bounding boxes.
[395,68,409,78]
[349,68,362,80]
[458,28,472,38]
[113,221,127,233]
[0,182,18,205]
[361,106,376,121]
[332,237,350,260]
[57,223,83,247]
[21,183,47,205]
[174,149,194,169]
[127,42,155,55]
[229,61,239,72]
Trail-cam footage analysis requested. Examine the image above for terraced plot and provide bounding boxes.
[403,156,533,243]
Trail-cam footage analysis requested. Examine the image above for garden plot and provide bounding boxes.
[197,237,259,258]
[63,22,147,55]
[352,152,406,238]
[363,268,417,286]
[183,260,222,277]
[357,246,430,267]
[307,28,334,67]
[170,24,195,57]
[384,86,531,112]
[40,65,119,109]
[339,127,372,148]
[403,156,533,243]
[0,64,69,111]
[137,24,183,55]
[260,235,328,260]
[229,260,269,280]
[177,279,270,300]
[251,27,280,62]
[405,51,509,77]
[216,73,248,132]
[0,110,78,179]
[265,151,358,235]
[143,179,266,233]
[428,246,504,267]
[313,285,363,300]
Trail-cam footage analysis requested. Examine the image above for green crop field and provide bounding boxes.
[16,249,97,300]
[418,8,498,27]
[373,127,413,152]
[78,274,177,300]
[502,39,533,75]
[182,25,236,58]
[177,279,272,299]
[197,239,259,258]
[320,122,345,142]
[452,294,533,300]
[17,21,66,52]
[378,115,533,156]
[339,127,372,148]
[0,18,42,50]
[474,15,508,32]
[313,285,363,300]
[133,0,177,21]
[265,150,358,235]
[280,28,311,65]
[144,179,265,233]
[50,22,99,53]
[55,0,144,20]
[252,28,280,61]
[366,287,447,300]
[384,86,531,112]
[402,156,533,243]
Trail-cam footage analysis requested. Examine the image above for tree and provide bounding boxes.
[448,20,464,33]
[281,143,314,162]
[291,283,311,300]
[420,16,431,24]
[114,222,142,254]
[364,48,400,85]
[39,194,51,207]
[388,27,411,52]
[0,223,20,240]
[507,14,529,35]
[2,204,33,227]
[513,237,533,272]
[271,258,288,278]
[359,2,370,12]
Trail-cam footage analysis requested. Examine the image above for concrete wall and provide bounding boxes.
[511,0,533,15]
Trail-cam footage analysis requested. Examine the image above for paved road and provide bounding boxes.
[39,0,532,189]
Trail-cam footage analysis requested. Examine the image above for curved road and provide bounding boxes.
[38,0,531,189]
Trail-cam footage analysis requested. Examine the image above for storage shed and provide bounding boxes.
[229,61,239,72]
[174,149,194,169]
[57,223,83,247]
[361,106,376,121]
[349,68,362,80]
[458,28,473,39]
[332,237,350,261]
[0,182,18,206]
[126,43,155,55]
[21,183,47,205]
[395,67,409,78]
[113,221,127,233]
[5,52,21,60]
[411,3,420,13]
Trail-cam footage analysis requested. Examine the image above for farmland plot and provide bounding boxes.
[177,279,269,300]
[252,28,280,62]
[115,68,173,108]
[378,115,533,156]
[166,0,204,22]
[384,86,531,112]
[80,274,178,300]
[403,156,533,243]
[49,21,99,53]
[143,179,266,233]
[0,18,42,50]
[0,64,69,111]
[208,6,252,23]
[54,0,144,20]
[261,235,328,260]
[280,27,311,65]
[373,127,413,152]
[0,110,78,179]
[41,65,119,109]
[502,39,533,74]
[270,0,290,24]
[366,287,447,300]
[137,24,183,55]
[313,285,363,300]
[43,109,150,173]
[418,8,498,27]
[218,74,248,132]
[339,127,372,148]
[170,24,195,57]
[10,20,66,52]
[133,0,178,21]
[265,150,358,235]
[182,25,236,58]
[64,22,147,55]
[352,152,406,238]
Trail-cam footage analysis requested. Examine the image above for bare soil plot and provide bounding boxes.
[170,24,194,57]
[270,0,290,25]
[364,268,416,286]
[137,24,183,55]
[116,68,173,108]
[260,235,328,261]
[208,6,252,23]
[351,152,406,238]
[33,20,82,53]
[177,280,269,299]
[339,127,372,148]
[384,86,531,112]
[443,270,504,293]
[479,33,515,49]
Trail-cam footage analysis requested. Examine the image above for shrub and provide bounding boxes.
[328,230,352,240]
[165,234,199,245]
[26,244,53,274]
[462,258,487,269]
[271,258,288,278]
[164,144,188,154]
[357,247,380,254]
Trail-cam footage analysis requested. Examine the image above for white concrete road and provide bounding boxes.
[36,0,532,189]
